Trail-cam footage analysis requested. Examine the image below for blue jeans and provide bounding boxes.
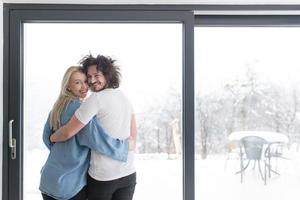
[87,173,136,200]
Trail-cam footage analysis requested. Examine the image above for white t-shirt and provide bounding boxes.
[75,88,135,181]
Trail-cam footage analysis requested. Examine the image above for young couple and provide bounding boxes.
[39,54,137,200]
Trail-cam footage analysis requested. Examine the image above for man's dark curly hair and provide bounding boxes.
[80,54,121,88]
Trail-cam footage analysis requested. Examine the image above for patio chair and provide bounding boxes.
[239,136,268,184]
[265,142,288,178]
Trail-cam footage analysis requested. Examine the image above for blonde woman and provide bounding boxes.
[51,55,137,200]
[39,66,128,200]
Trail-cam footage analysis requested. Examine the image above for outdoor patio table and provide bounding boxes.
[228,131,288,144]
[228,131,289,184]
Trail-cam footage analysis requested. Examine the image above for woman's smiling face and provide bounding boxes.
[68,71,88,98]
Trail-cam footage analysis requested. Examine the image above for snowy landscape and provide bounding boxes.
[21,25,300,200]
[24,148,300,200]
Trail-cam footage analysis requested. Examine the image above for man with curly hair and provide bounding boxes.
[51,54,137,200]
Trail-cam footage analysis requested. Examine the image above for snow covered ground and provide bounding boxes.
[24,147,300,200]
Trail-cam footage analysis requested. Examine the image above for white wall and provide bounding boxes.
[2,0,300,200]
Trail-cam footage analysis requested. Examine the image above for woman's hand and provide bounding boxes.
[128,135,136,151]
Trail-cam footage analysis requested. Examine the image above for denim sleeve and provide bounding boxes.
[60,100,81,125]
[42,113,53,150]
[76,117,129,162]
[43,100,81,149]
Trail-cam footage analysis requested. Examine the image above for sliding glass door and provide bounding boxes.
[3,7,194,200]
[195,20,300,200]
[24,23,183,200]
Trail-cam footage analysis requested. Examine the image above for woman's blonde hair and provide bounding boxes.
[50,66,84,130]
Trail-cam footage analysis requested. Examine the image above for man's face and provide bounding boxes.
[87,65,107,92]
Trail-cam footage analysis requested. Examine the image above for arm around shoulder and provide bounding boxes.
[50,115,85,142]
[77,117,129,162]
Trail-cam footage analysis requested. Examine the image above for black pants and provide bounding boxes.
[87,173,136,200]
[42,186,87,200]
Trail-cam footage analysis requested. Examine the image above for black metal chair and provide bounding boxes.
[239,136,268,184]
[264,141,288,178]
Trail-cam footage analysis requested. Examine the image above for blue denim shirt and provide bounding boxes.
[39,99,128,200]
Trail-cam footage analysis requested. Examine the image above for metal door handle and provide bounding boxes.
[9,119,16,159]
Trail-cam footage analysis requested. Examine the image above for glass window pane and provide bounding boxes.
[24,23,182,200]
[195,27,300,200]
